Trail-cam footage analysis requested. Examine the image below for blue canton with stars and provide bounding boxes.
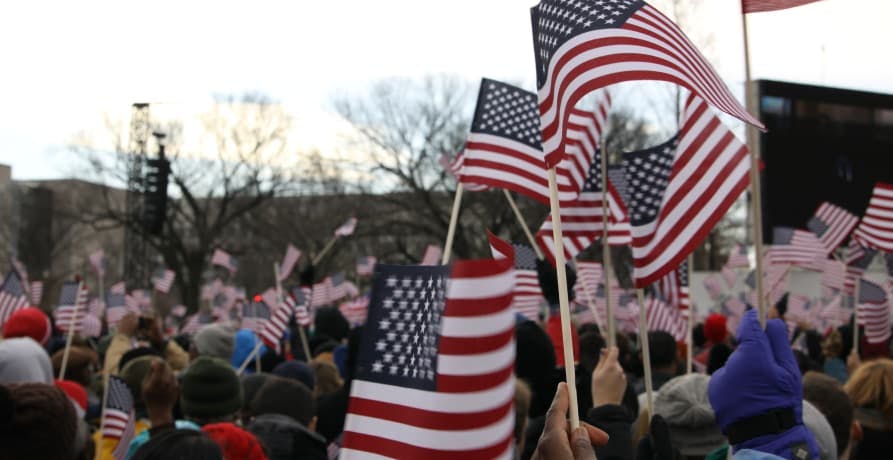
[531,0,643,87]
[513,243,539,271]
[678,259,688,288]
[354,264,450,391]
[621,136,678,226]
[472,78,542,150]
[607,165,630,207]
[806,216,829,239]
[581,149,605,194]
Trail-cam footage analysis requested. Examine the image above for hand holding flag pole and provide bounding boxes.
[600,136,617,349]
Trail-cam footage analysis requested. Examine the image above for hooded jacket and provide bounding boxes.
[248,413,327,460]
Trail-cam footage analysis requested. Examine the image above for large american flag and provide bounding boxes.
[0,271,29,327]
[807,202,858,255]
[854,182,893,252]
[656,259,690,315]
[420,245,443,266]
[768,227,826,266]
[441,150,489,192]
[259,291,294,354]
[335,217,358,237]
[55,281,88,333]
[460,78,611,205]
[340,257,515,459]
[623,94,750,287]
[536,152,630,264]
[488,231,544,321]
[531,0,762,169]
[741,0,823,14]
[278,244,302,281]
[856,278,890,344]
[211,248,238,273]
[152,269,176,294]
[357,256,377,277]
[102,375,136,460]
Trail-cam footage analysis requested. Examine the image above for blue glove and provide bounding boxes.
[708,309,818,459]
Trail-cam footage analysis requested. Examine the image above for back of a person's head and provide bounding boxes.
[241,373,274,414]
[514,379,532,451]
[535,259,576,305]
[202,422,266,460]
[2,307,51,345]
[648,330,677,369]
[50,346,98,387]
[252,376,315,426]
[120,355,157,406]
[272,360,316,391]
[706,343,732,375]
[653,373,725,457]
[0,383,77,460]
[578,331,606,374]
[131,428,223,460]
[193,324,236,361]
[118,346,162,372]
[803,371,853,457]
[310,360,343,397]
[692,322,706,348]
[703,313,728,344]
[514,320,557,417]
[181,356,243,424]
[0,337,54,384]
[314,307,350,343]
[844,358,893,419]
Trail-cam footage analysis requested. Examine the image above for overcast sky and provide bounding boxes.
[1,0,890,180]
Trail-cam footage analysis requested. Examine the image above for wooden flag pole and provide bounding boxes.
[502,190,545,260]
[237,342,263,375]
[581,278,605,333]
[59,281,84,381]
[853,275,863,356]
[275,262,311,361]
[442,184,464,264]
[312,236,340,266]
[253,300,262,372]
[547,168,580,429]
[741,11,768,327]
[637,288,654,420]
[600,137,617,349]
[686,254,695,374]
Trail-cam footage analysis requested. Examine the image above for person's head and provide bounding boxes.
[692,322,706,349]
[703,314,728,345]
[2,307,51,345]
[272,360,315,391]
[0,337,54,384]
[231,329,264,372]
[309,360,343,398]
[803,371,853,458]
[706,343,732,375]
[251,376,316,429]
[844,359,893,459]
[647,331,678,373]
[514,319,557,418]
[535,259,576,306]
[118,347,163,372]
[120,356,157,410]
[514,379,532,453]
[823,329,844,360]
[653,373,726,457]
[191,324,235,361]
[314,307,350,343]
[769,293,789,320]
[181,357,243,425]
[130,428,223,460]
[50,346,98,387]
[0,383,78,460]
[579,331,606,375]
[240,373,273,422]
[201,423,266,460]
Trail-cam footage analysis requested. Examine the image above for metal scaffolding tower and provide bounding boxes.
[124,103,150,289]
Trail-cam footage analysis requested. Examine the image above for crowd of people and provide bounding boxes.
[1,266,893,460]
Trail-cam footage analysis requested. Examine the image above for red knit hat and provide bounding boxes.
[54,380,87,420]
[2,307,51,345]
[202,422,267,460]
[703,313,728,344]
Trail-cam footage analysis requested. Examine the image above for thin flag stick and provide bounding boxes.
[853,275,864,356]
[600,137,617,349]
[312,236,340,266]
[547,168,580,429]
[581,273,605,332]
[686,254,695,374]
[741,11,768,326]
[98,369,110,456]
[637,288,654,421]
[275,262,311,361]
[59,281,84,381]
[253,301,262,372]
[441,184,464,264]
[502,190,545,260]
[237,342,263,375]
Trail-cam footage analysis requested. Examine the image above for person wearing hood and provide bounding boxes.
[190,324,235,362]
[248,376,327,460]
[231,329,267,374]
[0,336,54,384]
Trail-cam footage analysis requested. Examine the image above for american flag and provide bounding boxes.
[531,0,762,169]
[81,314,103,337]
[574,261,604,327]
[109,281,126,295]
[845,241,876,294]
[856,278,890,344]
[55,282,88,333]
[259,292,294,354]
[745,256,791,305]
[721,266,737,288]
[201,279,223,301]
[489,231,545,321]
[292,287,313,326]
[644,296,687,341]
[310,277,333,308]
[820,259,846,292]
[152,269,176,294]
[420,245,443,266]
[460,78,611,205]
[127,289,153,314]
[723,296,748,331]
[357,256,377,277]
[807,202,858,255]
[30,281,43,306]
[725,243,751,269]
[105,292,135,329]
[170,304,187,317]
[340,296,370,325]
[656,259,690,315]
[180,312,214,335]
[316,272,352,304]
[703,274,725,301]
[854,182,893,252]
[819,295,848,331]
[339,256,515,459]
[334,217,358,237]
[742,0,823,14]
[536,151,630,264]
[89,249,105,277]
[441,150,489,192]
[242,299,272,334]
[102,375,136,460]
[0,271,29,327]
[211,248,238,273]
[622,94,750,287]
[278,244,302,281]
[768,227,826,266]
[11,259,31,303]
[786,294,812,336]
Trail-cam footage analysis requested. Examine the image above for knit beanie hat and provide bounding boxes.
[120,355,157,404]
[181,356,243,421]
[251,377,316,426]
[703,314,728,344]
[194,324,236,361]
[653,373,726,456]
[241,373,274,412]
[0,383,78,460]
[54,379,88,420]
[202,422,267,460]
[51,346,99,383]
[272,360,316,391]
[2,307,51,345]
[0,337,54,384]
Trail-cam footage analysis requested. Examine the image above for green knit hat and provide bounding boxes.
[180,356,243,420]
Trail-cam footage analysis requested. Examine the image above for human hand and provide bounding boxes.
[636,415,678,460]
[592,347,626,408]
[118,312,139,337]
[139,316,165,350]
[532,382,609,460]
[142,359,178,427]
[847,351,862,375]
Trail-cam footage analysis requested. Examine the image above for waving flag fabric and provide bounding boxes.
[644,296,687,341]
[725,243,750,269]
[211,249,238,273]
[489,231,544,321]
[656,259,690,315]
[742,0,823,14]
[768,227,825,266]
[335,217,358,237]
[278,244,302,281]
[845,241,876,294]
[0,271,28,327]
[102,376,136,460]
[441,151,489,192]
[260,292,294,354]
[420,245,443,266]
[857,278,890,344]
[357,256,377,277]
[806,202,858,254]
[152,269,176,293]
[242,300,272,334]
[854,183,893,252]
[55,282,88,333]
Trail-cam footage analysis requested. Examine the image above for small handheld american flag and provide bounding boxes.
[55,281,88,333]
[0,270,29,327]
[102,376,136,460]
